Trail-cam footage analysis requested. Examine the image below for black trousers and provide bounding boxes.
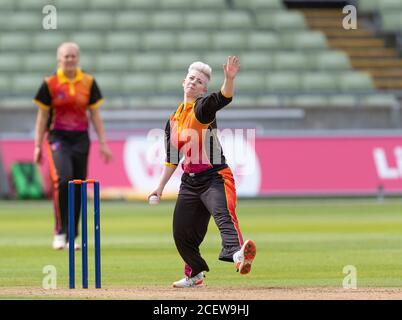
[173,165,244,278]
[46,130,90,239]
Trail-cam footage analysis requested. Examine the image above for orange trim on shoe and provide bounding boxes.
[236,240,257,275]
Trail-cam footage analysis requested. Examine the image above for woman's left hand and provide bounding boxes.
[223,56,240,80]
[100,142,113,164]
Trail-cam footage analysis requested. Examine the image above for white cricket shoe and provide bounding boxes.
[52,234,66,250]
[172,272,205,288]
[66,241,81,251]
[233,239,257,275]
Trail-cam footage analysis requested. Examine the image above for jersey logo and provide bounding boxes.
[56,90,66,100]
[50,141,61,151]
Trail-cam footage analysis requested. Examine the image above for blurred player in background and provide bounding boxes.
[33,42,112,250]
[149,56,256,288]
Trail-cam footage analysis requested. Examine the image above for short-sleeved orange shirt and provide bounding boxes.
[165,90,232,174]
[33,68,103,131]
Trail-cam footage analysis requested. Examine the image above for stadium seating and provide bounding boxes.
[0,54,22,73]
[256,11,307,30]
[0,0,14,10]
[381,13,402,31]
[233,0,284,10]
[104,33,142,51]
[0,0,397,110]
[132,54,166,72]
[356,0,402,32]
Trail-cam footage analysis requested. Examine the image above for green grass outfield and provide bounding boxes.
[0,198,402,292]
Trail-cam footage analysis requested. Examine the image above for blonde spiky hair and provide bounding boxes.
[188,61,212,82]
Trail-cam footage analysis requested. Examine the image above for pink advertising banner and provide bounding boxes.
[255,136,402,195]
[1,135,401,197]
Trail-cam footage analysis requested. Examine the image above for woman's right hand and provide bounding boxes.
[148,186,163,201]
[33,146,42,164]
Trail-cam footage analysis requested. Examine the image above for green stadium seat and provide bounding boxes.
[233,0,283,10]
[88,0,123,10]
[0,0,14,10]
[313,51,351,70]
[207,73,224,91]
[56,12,80,31]
[16,0,55,10]
[328,94,358,107]
[231,96,258,108]
[166,52,202,71]
[255,13,275,29]
[235,73,266,93]
[256,95,282,108]
[142,32,176,51]
[80,12,114,30]
[0,14,11,30]
[280,96,295,107]
[184,12,220,30]
[379,0,402,10]
[159,0,193,10]
[211,32,247,50]
[274,11,307,30]
[193,0,226,10]
[358,0,379,13]
[0,54,22,73]
[122,73,155,93]
[247,32,281,50]
[122,0,158,10]
[131,54,166,71]
[126,97,149,108]
[130,96,152,109]
[0,97,34,109]
[94,73,121,94]
[0,33,32,51]
[257,12,306,30]
[147,96,182,108]
[150,12,185,29]
[266,72,301,92]
[338,72,375,92]
[55,0,88,10]
[6,13,42,31]
[12,73,44,95]
[96,54,130,72]
[23,54,55,73]
[158,72,186,93]
[106,97,126,109]
[220,11,254,29]
[70,33,104,52]
[301,73,338,92]
[104,33,141,51]
[282,31,328,50]
[177,32,211,51]
[274,52,308,71]
[79,54,96,72]
[114,12,150,30]
[381,12,402,31]
[203,52,231,71]
[0,76,11,94]
[288,95,328,108]
[361,94,399,107]
[32,33,68,51]
[240,53,274,71]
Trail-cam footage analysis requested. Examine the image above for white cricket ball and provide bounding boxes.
[149,195,160,205]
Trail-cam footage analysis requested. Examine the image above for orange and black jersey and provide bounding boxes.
[165,90,232,174]
[33,68,103,132]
